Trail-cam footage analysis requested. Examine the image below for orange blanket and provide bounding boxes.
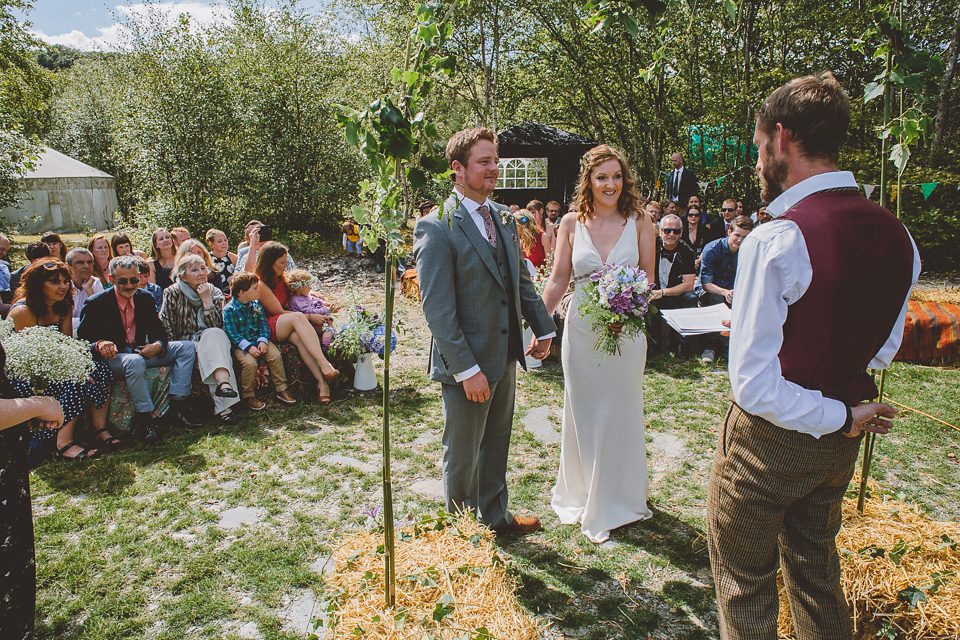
[895,300,960,362]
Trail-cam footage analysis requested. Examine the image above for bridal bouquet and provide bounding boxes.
[0,319,95,390]
[578,263,656,357]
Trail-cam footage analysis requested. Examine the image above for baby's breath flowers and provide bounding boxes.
[2,324,95,389]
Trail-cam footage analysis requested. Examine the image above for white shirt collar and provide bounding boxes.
[452,190,493,216]
[766,171,858,217]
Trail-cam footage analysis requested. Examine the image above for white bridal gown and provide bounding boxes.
[551,214,652,543]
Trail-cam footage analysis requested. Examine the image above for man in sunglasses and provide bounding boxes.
[78,256,201,445]
[649,214,697,356]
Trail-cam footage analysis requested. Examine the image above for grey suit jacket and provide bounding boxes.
[414,193,556,385]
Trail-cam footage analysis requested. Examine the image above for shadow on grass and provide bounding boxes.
[501,507,714,639]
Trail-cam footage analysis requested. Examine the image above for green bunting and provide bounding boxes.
[920,182,938,199]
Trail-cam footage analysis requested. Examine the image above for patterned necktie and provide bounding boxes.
[477,204,497,248]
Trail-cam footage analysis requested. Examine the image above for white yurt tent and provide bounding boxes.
[1,147,118,234]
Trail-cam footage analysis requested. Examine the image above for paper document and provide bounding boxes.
[659,304,731,336]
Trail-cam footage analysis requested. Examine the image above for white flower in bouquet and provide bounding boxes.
[0,317,13,342]
[2,325,95,389]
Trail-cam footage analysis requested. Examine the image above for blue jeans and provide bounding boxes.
[346,240,362,255]
[106,341,196,412]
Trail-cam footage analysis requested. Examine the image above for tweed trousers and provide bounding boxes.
[707,402,862,640]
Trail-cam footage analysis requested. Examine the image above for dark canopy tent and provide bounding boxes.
[493,122,596,208]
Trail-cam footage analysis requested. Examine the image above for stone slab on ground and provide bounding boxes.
[648,431,686,458]
[413,429,440,446]
[280,589,326,637]
[311,555,335,576]
[323,455,377,473]
[523,405,560,445]
[410,478,445,501]
[218,506,265,530]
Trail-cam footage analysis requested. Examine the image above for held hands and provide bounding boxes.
[32,396,64,430]
[525,335,552,360]
[139,342,163,359]
[96,340,118,359]
[724,289,734,305]
[845,402,900,438]
[462,371,490,403]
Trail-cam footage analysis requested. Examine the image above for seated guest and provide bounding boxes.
[40,232,68,262]
[170,227,191,249]
[706,198,739,241]
[147,228,177,289]
[10,242,51,292]
[134,258,163,311]
[222,273,296,411]
[160,254,241,424]
[79,256,201,445]
[110,232,148,259]
[644,201,662,227]
[526,199,546,233]
[205,229,238,297]
[239,223,295,273]
[659,199,677,222]
[87,234,114,287]
[696,215,754,362]
[756,204,772,224]
[255,241,339,402]
[650,214,698,356]
[285,269,335,345]
[236,219,262,254]
[65,247,103,333]
[0,232,11,303]
[10,260,115,458]
[514,209,549,270]
[683,206,710,271]
[174,239,216,281]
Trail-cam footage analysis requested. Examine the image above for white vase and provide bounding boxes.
[522,325,541,369]
[353,352,378,390]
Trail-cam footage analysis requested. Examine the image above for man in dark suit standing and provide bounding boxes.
[414,127,556,535]
[666,152,698,212]
[78,256,200,443]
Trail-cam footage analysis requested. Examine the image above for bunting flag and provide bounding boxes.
[890,185,899,202]
[920,182,938,199]
[863,184,876,199]
[698,181,709,193]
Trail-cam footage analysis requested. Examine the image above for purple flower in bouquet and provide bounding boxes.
[608,291,636,314]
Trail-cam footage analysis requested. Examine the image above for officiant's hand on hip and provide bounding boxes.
[463,372,490,403]
[525,335,552,360]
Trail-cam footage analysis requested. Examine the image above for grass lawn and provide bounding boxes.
[28,276,960,639]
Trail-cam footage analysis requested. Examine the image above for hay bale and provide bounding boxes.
[911,286,960,305]
[778,480,960,639]
[324,513,541,639]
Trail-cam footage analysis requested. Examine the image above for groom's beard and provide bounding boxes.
[760,152,789,203]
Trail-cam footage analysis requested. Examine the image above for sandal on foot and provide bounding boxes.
[321,368,340,382]
[215,381,239,398]
[218,410,240,425]
[56,442,100,461]
[93,427,124,450]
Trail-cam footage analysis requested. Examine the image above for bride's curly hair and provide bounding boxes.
[572,144,644,224]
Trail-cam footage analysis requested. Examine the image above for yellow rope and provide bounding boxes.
[886,398,960,434]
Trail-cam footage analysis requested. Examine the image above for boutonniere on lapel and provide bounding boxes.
[499,209,513,227]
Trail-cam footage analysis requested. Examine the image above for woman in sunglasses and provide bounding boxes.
[8,260,117,459]
[683,206,710,272]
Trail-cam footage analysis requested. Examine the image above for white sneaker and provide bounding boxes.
[701,349,716,363]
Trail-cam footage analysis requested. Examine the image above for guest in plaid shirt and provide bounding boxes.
[222,273,296,410]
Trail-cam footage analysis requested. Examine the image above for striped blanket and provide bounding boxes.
[895,301,960,362]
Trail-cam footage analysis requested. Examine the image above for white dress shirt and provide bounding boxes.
[728,171,921,438]
[451,191,555,382]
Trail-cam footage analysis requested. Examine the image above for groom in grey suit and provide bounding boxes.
[414,127,556,534]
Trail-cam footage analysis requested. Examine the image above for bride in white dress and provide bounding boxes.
[541,144,657,543]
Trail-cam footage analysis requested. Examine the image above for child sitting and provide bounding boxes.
[222,273,297,411]
[284,269,335,346]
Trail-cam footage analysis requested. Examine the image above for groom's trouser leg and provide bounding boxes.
[440,365,516,529]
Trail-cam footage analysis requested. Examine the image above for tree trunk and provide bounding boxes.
[931,1,960,163]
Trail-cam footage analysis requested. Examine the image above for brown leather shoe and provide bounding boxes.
[275,390,296,405]
[495,515,541,536]
[245,398,266,411]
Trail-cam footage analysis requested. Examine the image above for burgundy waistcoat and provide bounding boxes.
[778,190,913,406]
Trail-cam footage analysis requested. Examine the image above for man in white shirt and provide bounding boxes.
[65,247,103,333]
[707,72,920,640]
[414,127,556,536]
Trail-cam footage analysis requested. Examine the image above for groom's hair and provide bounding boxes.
[446,127,497,169]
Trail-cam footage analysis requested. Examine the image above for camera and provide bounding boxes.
[258,225,273,242]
